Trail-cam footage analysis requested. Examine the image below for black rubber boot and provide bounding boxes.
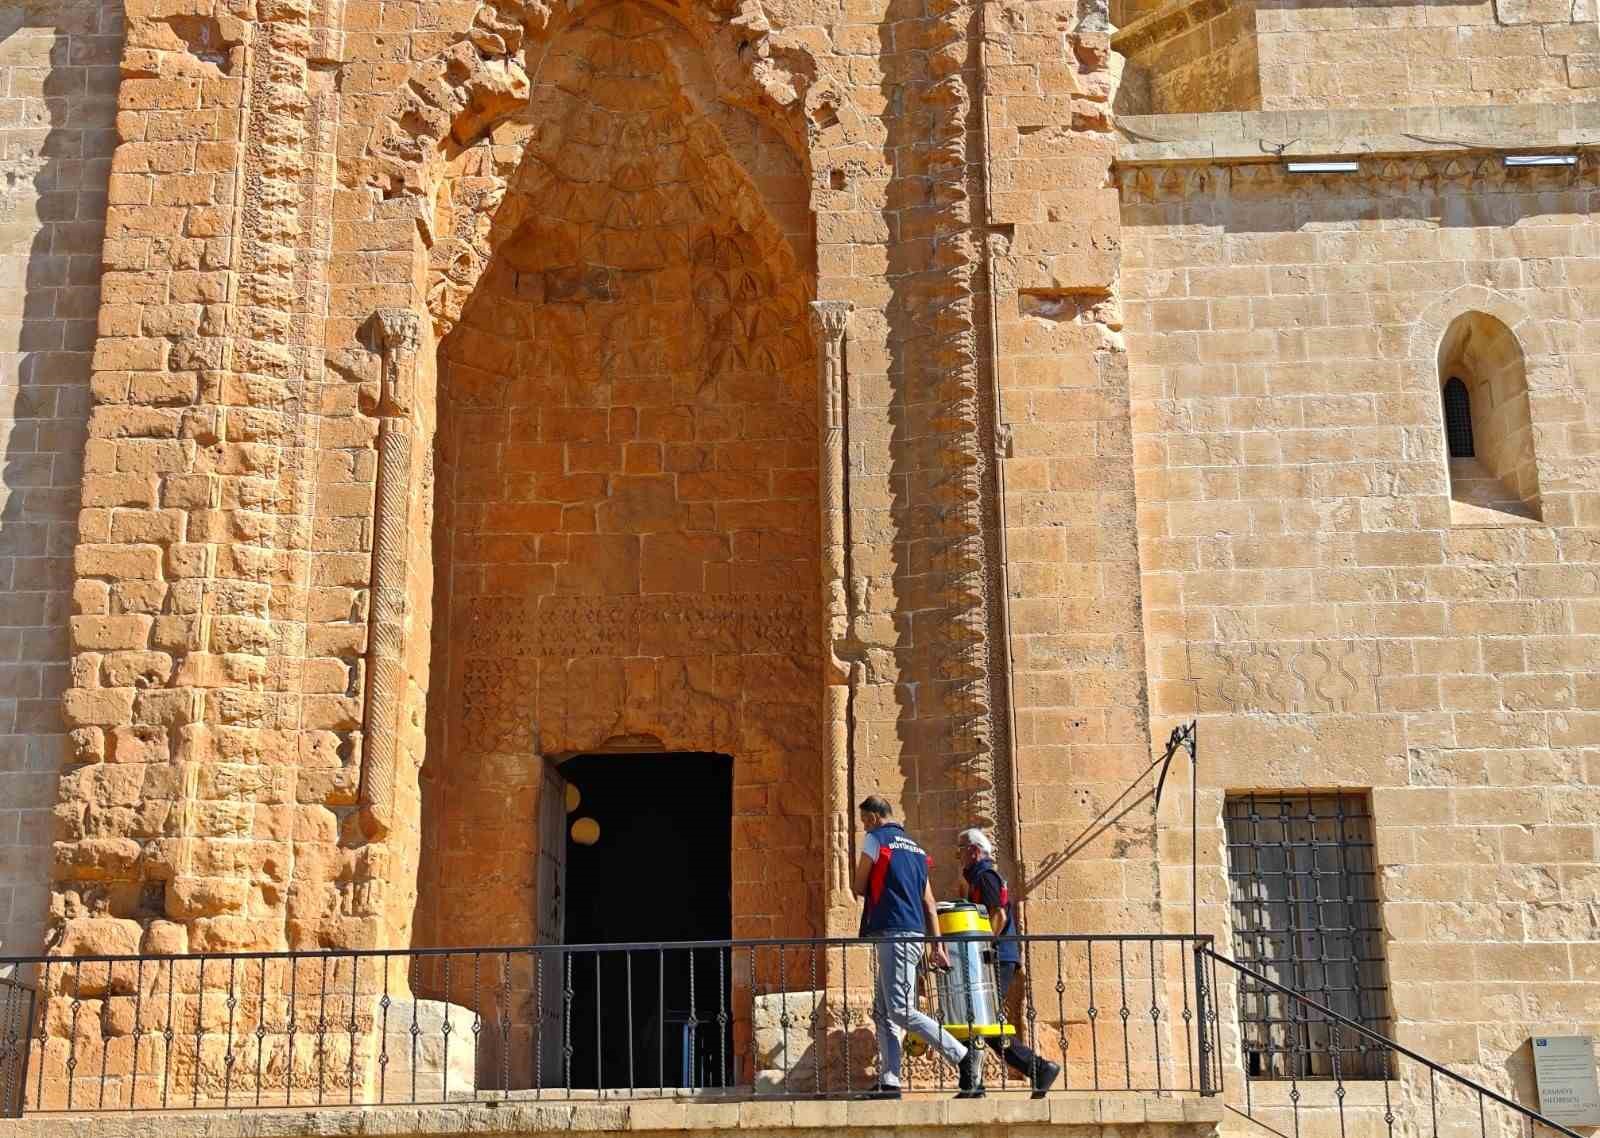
[1029,1058,1062,1098]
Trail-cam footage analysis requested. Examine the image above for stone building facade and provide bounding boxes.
[0,0,1596,1122]
[14,0,1143,963]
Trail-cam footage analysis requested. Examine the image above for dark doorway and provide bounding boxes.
[559,752,733,1090]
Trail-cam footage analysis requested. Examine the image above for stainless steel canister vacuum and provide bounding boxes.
[906,900,1014,1061]
[934,901,1014,1043]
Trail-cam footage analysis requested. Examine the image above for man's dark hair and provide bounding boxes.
[859,795,893,818]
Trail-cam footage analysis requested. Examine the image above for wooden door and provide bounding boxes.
[535,760,568,1089]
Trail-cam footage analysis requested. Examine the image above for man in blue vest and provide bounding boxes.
[957,828,1061,1097]
[853,795,982,1098]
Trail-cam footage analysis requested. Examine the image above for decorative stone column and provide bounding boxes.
[359,309,422,839]
[810,300,856,935]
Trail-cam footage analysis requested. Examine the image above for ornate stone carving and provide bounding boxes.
[385,0,828,957]
[361,0,817,340]
[373,308,422,414]
[1188,640,1379,715]
[810,299,855,934]
[459,658,539,754]
[358,308,427,839]
[461,594,814,661]
[1116,153,1596,203]
[878,0,999,845]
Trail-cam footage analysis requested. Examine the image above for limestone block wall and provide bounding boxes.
[1122,126,1600,1098]
[834,0,1006,863]
[980,0,1161,937]
[0,0,120,959]
[1112,0,1260,116]
[1114,0,1600,113]
[414,1,825,949]
[54,0,343,958]
[37,0,1128,970]
[1257,0,1600,108]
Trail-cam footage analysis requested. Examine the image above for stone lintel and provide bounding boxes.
[8,1097,1223,1138]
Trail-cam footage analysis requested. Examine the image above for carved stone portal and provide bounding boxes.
[416,2,824,954]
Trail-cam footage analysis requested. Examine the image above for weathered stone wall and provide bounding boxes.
[980,0,1160,937]
[836,0,1006,867]
[1122,116,1600,1101]
[6,0,1600,1126]
[56,0,334,958]
[415,2,823,948]
[1255,0,1600,108]
[43,0,1110,966]
[1114,0,1600,113]
[0,0,120,959]
[1112,0,1260,115]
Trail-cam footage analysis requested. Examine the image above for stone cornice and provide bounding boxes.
[1115,150,1598,201]
[1116,102,1600,167]
[0,1096,1226,1138]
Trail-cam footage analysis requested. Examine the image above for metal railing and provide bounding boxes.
[1203,949,1584,1138]
[0,934,1217,1114]
[1,972,33,1117]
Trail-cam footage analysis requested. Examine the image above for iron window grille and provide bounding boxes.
[1443,377,1475,458]
[1224,792,1392,1080]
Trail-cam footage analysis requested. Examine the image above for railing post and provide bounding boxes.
[1194,942,1215,1096]
[0,975,33,1118]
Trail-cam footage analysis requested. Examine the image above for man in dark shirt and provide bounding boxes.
[958,828,1062,1097]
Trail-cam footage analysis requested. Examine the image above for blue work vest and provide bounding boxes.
[861,823,931,935]
[963,858,1022,966]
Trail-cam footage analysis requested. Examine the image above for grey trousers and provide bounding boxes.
[871,931,967,1086]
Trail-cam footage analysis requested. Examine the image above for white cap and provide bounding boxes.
[958,828,994,856]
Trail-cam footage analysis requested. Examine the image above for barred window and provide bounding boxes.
[1224,793,1391,1080]
[1442,376,1474,458]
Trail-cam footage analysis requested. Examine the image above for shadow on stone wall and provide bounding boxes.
[876,0,1001,859]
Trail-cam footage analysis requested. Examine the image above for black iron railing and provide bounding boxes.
[0,934,1217,1114]
[1203,950,1583,1138]
[1,972,33,1117]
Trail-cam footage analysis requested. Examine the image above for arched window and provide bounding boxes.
[1442,377,1474,458]
[1436,313,1541,522]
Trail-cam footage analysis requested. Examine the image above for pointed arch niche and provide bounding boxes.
[1436,311,1543,524]
[415,1,824,955]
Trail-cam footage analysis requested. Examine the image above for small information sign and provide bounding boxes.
[1533,1036,1600,1127]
